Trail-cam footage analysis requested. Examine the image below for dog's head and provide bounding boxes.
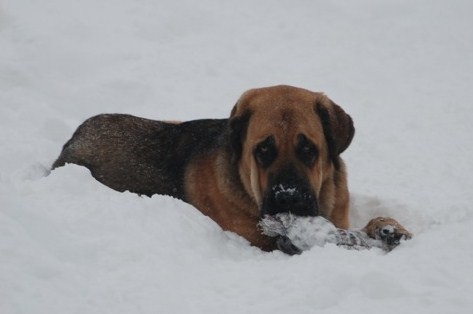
[229,85,354,219]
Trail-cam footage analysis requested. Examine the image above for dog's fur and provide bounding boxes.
[53,85,410,253]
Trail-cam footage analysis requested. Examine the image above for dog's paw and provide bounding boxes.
[362,217,413,251]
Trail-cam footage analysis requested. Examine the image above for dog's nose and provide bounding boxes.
[269,185,317,216]
[274,188,303,209]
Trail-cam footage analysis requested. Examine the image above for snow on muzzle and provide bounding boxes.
[261,183,319,217]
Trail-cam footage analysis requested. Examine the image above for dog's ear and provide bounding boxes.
[228,104,251,162]
[315,97,355,169]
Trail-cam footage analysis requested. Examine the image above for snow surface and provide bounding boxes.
[1,0,473,313]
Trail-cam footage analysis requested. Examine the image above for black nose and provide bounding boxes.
[274,188,303,209]
[267,184,317,216]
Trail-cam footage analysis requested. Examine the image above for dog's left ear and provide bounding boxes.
[228,104,251,162]
[315,97,355,168]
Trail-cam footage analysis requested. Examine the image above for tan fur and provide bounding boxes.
[185,152,276,250]
[363,217,413,239]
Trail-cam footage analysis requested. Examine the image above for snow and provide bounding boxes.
[1,0,473,313]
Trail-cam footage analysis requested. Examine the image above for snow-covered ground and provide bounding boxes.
[2,0,473,313]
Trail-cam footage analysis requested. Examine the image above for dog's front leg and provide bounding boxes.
[362,217,413,251]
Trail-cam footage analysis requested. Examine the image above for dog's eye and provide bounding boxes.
[297,134,318,167]
[254,137,277,168]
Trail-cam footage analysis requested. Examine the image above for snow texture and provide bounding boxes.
[2,0,473,313]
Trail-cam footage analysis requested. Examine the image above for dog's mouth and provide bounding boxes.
[260,184,319,218]
[258,177,320,255]
[261,166,319,218]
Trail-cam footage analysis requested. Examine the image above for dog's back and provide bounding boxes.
[53,114,227,198]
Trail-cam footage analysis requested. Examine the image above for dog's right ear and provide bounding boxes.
[228,104,251,162]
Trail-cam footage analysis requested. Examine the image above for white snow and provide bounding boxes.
[1,0,473,313]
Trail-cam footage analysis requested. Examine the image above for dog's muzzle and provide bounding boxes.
[259,170,319,255]
[262,183,318,217]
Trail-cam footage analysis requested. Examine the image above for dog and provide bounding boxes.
[52,85,412,253]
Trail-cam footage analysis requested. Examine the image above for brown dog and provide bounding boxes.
[52,85,411,253]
